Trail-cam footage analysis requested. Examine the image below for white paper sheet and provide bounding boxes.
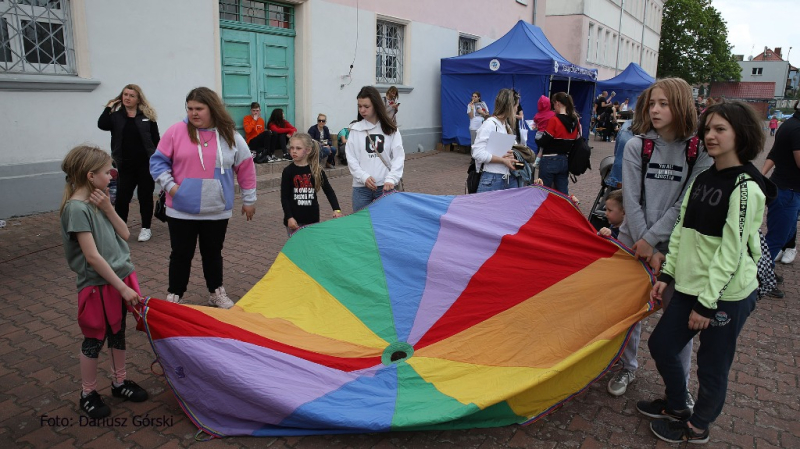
[486,131,516,157]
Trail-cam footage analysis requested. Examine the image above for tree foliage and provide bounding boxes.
[657,0,741,84]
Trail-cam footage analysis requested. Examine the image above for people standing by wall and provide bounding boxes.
[150,87,257,308]
[467,91,490,144]
[346,86,405,212]
[384,86,400,124]
[98,84,160,242]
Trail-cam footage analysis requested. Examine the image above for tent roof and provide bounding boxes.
[597,63,654,91]
[441,21,597,82]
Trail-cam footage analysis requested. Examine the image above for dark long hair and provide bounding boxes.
[268,108,287,128]
[551,92,577,121]
[185,87,236,147]
[356,86,397,135]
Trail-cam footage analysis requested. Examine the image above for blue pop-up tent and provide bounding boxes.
[441,21,598,145]
[596,63,655,109]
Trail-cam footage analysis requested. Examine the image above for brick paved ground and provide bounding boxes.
[1,135,798,448]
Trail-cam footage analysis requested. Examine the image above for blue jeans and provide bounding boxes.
[539,154,569,195]
[606,124,634,188]
[476,171,519,193]
[765,188,800,263]
[320,145,336,164]
[352,186,385,212]
[649,289,757,429]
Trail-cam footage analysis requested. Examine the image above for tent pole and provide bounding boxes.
[567,78,572,94]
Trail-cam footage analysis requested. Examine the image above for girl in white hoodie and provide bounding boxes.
[345,86,405,212]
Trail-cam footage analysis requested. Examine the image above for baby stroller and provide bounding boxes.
[588,155,617,231]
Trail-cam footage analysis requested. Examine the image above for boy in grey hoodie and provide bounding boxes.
[608,78,713,399]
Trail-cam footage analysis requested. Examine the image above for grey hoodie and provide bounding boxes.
[618,130,713,252]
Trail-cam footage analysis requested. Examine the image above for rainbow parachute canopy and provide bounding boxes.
[143,188,655,437]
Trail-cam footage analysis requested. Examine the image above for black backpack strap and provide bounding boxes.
[639,138,655,208]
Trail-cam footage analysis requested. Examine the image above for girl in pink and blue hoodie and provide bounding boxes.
[150,87,257,309]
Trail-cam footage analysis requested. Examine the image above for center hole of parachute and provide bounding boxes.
[381,342,414,366]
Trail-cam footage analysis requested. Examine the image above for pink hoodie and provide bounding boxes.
[533,95,555,130]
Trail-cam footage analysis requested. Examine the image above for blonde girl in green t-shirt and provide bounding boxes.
[59,145,149,419]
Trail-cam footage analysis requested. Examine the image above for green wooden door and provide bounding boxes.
[221,27,294,136]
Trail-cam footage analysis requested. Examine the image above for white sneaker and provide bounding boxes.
[607,369,635,396]
[138,228,152,242]
[209,287,234,309]
[775,250,784,262]
[780,247,796,264]
[166,293,182,304]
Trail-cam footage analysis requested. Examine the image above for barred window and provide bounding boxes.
[376,20,403,84]
[0,0,75,74]
[459,36,476,56]
[219,0,294,30]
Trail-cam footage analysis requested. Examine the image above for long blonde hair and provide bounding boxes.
[637,77,697,140]
[493,88,517,132]
[60,145,112,215]
[290,133,323,192]
[107,84,157,121]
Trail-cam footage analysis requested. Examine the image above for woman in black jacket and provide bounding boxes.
[98,84,160,242]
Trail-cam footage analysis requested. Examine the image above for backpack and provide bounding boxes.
[639,136,700,207]
[510,149,533,186]
[568,135,592,179]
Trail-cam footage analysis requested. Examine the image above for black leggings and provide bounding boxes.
[81,300,127,358]
[115,160,155,228]
[167,217,229,296]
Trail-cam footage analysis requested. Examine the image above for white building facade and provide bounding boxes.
[543,0,663,80]
[0,0,538,218]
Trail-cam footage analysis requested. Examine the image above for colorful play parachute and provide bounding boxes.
[142,187,656,437]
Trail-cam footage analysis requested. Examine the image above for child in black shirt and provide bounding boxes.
[281,133,343,235]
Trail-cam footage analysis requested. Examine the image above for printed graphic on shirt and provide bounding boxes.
[709,311,730,327]
[645,163,684,182]
[293,174,314,206]
[365,134,385,156]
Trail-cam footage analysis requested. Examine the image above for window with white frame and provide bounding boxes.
[376,20,404,84]
[0,0,75,74]
[459,35,476,55]
[752,67,763,76]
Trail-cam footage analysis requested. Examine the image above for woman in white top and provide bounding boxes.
[470,88,518,193]
[467,91,490,144]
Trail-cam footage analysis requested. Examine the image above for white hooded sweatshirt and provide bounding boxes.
[345,119,405,188]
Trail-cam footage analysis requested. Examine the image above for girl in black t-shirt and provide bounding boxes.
[281,133,343,235]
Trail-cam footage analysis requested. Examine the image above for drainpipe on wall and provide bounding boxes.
[532,0,537,25]
[615,0,624,75]
[639,0,647,66]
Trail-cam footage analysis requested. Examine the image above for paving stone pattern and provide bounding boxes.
[1,135,797,448]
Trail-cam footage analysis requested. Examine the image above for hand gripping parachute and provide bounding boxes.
[142,187,655,437]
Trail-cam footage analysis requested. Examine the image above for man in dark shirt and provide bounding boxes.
[762,101,800,290]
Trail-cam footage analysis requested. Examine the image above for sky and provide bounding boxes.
[711,0,800,68]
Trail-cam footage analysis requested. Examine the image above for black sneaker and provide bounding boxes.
[650,419,709,444]
[637,398,691,421]
[765,288,785,298]
[80,391,111,418]
[111,380,149,402]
